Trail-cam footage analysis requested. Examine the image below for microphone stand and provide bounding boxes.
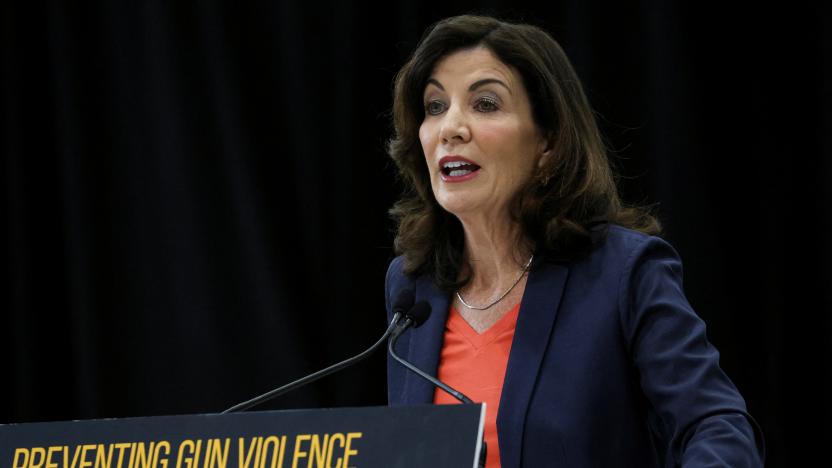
[222,312,402,414]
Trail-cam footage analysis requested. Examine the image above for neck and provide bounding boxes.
[457,213,531,292]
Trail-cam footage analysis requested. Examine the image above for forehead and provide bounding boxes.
[427,46,518,90]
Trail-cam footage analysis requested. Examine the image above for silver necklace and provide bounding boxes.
[456,254,534,311]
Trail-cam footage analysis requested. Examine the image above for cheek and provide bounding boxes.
[418,123,433,152]
[418,123,437,173]
[480,123,538,183]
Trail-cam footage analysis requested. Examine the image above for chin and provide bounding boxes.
[436,194,481,218]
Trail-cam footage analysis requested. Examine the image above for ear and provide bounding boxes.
[536,133,554,168]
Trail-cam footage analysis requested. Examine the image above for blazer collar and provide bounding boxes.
[402,273,451,404]
[498,260,569,468]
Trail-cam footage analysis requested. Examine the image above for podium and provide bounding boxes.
[1,404,485,468]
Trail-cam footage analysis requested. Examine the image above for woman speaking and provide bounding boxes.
[384,14,764,468]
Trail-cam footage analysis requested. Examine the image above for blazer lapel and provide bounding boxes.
[402,274,451,404]
[497,261,569,468]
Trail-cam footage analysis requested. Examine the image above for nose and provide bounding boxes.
[438,105,470,144]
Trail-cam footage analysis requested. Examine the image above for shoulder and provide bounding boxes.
[385,255,411,295]
[385,255,406,284]
[384,256,417,317]
[567,224,686,319]
[597,224,676,257]
[586,224,682,279]
[602,224,683,279]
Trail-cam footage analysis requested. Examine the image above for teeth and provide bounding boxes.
[443,161,469,169]
[449,169,472,177]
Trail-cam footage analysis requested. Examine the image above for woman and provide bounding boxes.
[384,15,764,468]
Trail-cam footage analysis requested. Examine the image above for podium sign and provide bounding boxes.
[1,404,485,468]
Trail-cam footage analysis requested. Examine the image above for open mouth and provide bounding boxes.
[441,160,481,178]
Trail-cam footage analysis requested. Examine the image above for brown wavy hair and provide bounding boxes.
[388,15,661,291]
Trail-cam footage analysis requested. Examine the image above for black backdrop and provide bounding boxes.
[3,1,830,466]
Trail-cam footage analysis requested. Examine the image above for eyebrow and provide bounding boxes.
[425,78,513,95]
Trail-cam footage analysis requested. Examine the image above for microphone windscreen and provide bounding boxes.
[392,289,415,315]
[407,301,432,328]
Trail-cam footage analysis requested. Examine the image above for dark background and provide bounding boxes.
[3,1,830,466]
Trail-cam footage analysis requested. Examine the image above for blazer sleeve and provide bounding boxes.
[384,256,404,321]
[618,235,765,467]
[384,256,407,405]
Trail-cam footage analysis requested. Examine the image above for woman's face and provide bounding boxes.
[419,46,547,221]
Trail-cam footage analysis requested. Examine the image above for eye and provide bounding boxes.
[425,100,446,115]
[474,96,499,112]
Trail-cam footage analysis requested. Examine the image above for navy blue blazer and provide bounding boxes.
[385,225,764,467]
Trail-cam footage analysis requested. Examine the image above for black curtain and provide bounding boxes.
[3,2,829,466]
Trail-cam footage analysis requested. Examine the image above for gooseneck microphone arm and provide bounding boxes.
[388,319,473,404]
[222,311,402,414]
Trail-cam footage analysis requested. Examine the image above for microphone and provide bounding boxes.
[388,302,487,467]
[388,301,473,404]
[222,289,415,413]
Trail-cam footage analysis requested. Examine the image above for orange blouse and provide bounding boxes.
[433,303,520,468]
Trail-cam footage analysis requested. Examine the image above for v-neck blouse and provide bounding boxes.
[433,303,521,468]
